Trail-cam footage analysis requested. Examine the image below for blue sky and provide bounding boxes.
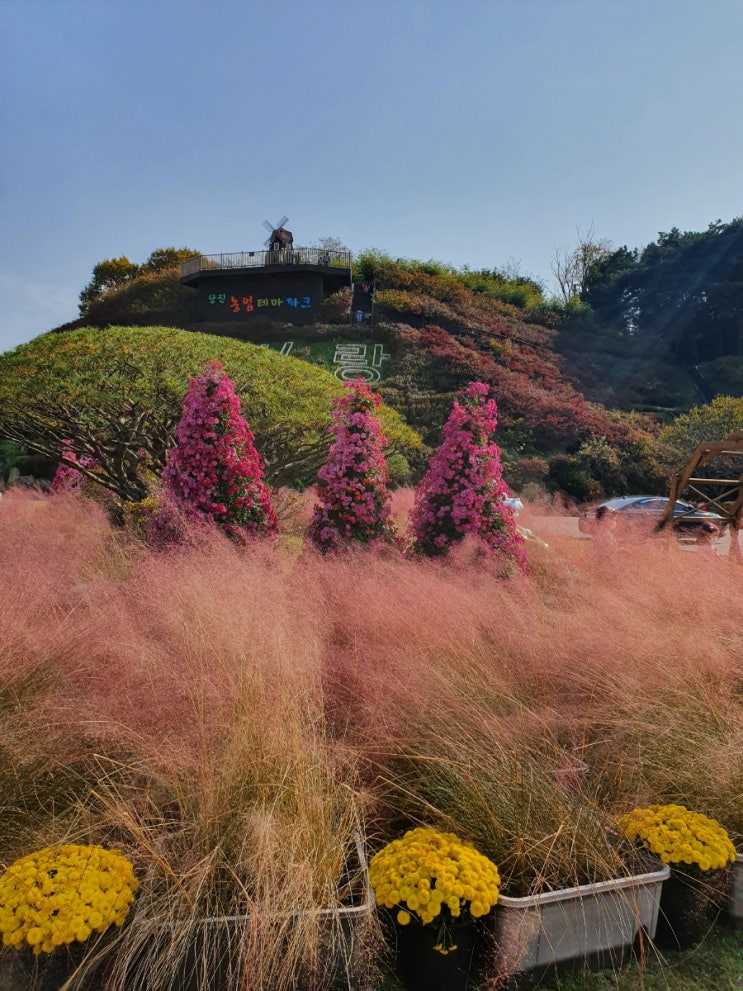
[1,0,742,353]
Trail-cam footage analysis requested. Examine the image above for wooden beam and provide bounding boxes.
[661,433,743,531]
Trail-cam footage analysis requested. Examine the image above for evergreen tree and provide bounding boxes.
[411,382,522,558]
[158,361,276,542]
[307,380,396,553]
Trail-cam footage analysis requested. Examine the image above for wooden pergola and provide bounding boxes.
[660,430,743,559]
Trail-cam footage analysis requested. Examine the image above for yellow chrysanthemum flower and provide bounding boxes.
[0,845,138,955]
[619,805,736,872]
[369,827,500,953]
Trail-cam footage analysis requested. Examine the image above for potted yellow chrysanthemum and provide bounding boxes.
[619,804,736,949]
[0,843,138,989]
[369,827,500,991]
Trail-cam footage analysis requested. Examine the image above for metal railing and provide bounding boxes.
[181,248,352,278]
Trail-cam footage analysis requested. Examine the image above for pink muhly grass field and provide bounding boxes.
[1,487,742,879]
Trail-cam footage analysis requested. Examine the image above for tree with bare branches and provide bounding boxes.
[552,225,612,304]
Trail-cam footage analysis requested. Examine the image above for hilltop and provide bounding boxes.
[44,247,664,501]
[40,220,743,501]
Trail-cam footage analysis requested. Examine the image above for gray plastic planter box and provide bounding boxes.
[492,862,670,975]
[115,833,374,991]
[728,854,743,930]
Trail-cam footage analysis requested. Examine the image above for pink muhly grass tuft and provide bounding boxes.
[58,536,323,762]
[0,489,115,676]
[389,485,416,528]
[313,528,743,846]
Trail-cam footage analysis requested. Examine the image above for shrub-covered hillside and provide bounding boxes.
[344,252,665,499]
[0,326,421,500]
[48,247,671,501]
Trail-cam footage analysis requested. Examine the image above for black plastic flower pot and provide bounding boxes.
[394,921,484,991]
[8,941,95,991]
[654,866,729,951]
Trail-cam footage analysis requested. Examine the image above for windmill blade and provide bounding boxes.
[263,215,290,248]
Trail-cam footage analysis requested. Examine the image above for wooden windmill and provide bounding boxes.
[263,215,293,252]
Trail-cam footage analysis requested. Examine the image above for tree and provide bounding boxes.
[457,265,545,309]
[655,396,743,474]
[576,217,743,363]
[410,382,523,558]
[315,236,349,254]
[79,269,199,328]
[141,246,200,273]
[159,361,276,541]
[0,325,422,502]
[78,247,201,319]
[79,256,140,315]
[552,225,612,304]
[306,381,396,553]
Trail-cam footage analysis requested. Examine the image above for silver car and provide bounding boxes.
[578,496,727,541]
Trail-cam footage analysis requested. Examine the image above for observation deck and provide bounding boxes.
[180,248,352,325]
[180,248,352,287]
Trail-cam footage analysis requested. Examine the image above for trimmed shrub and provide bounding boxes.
[307,380,396,553]
[410,381,522,558]
[158,361,276,542]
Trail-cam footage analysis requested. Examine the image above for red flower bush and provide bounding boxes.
[158,361,276,542]
[50,443,99,493]
[307,380,396,553]
[410,382,523,559]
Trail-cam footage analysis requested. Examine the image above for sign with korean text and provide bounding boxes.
[196,273,324,325]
